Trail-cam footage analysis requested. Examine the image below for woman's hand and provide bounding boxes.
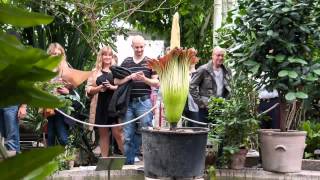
[99,84,107,92]
[103,82,117,90]
[57,87,70,95]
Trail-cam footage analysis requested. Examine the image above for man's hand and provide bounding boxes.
[18,105,27,120]
[130,72,140,81]
[135,71,146,81]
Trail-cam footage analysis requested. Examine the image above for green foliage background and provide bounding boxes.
[218,0,320,102]
[112,0,215,62]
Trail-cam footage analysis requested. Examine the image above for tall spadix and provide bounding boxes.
[148,12,197,128]
[170,12,180,50]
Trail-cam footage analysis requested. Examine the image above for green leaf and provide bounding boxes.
[295,92,308,99]
[34,56,62,71]
[0,146,63,180]
[232,53,245,57]
[288,57,307,65]
[312,69,320,75]
[0,82,63,108]
[266,55,275,59]
[278,83,289,90]
[281,17,292,25]
[0,64,57,82]
[278,70,289,77]
[299,26,310,33]
[243,60,258,66]
[275,54,286,62]
[285,92,296,101]
[249,64,260,74]
[303,74,319,81]
[24,161,58,180]
[0,34,50,65]
[288,71,298,78]
[281,7,290,12]
[0,5,53,27]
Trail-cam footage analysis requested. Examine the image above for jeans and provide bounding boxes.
[0,105,20,152]
[123,98,153,164]
[47,112,69,146]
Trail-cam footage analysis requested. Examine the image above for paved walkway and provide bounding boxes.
[217,168,320,180]
[50,163,320,180]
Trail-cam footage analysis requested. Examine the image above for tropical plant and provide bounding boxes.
[0,3,64,179]
[112,0,214,62]
[148,13,197,128]
[299,120,320,159]
[208,74,260,166]
[14,0,123,67]
[0,4,63,108]
[218,0,320,131]
[6,0,130,104]
[23,81,83,135]
[149,47,197,128]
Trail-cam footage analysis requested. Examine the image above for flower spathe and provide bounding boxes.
[148,48,198,125]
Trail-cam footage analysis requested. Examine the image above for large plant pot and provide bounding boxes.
[141,127,209,179]
[259,129,306,173]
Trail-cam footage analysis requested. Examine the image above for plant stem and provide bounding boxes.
[170,123,177,130]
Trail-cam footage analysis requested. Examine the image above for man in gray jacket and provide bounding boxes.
[190,46,231,125]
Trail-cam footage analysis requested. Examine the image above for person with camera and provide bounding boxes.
[86,46,123,157]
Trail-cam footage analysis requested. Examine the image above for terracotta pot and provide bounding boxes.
[229,148,248,169]
[259,129,306,173]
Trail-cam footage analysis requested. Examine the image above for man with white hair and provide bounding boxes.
[115,35,159,165]
[190,46,231,125]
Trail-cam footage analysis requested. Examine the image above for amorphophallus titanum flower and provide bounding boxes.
[148,12,198,128]
[149,49,198,127]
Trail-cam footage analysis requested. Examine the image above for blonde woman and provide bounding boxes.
[46,42,70,146]
[47,43,69,78]
[86,46,123,157]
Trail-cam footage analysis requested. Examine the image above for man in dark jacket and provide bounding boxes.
[190,46,231,125]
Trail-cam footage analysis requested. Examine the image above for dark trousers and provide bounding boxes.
[183,108,200,127]
[195,108,209,127]
[47,112,69,146]
[258,98,280,129]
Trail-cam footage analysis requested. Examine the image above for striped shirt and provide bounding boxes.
[120,56,156,98]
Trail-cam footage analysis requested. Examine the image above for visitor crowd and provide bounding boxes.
[0,34,279,165]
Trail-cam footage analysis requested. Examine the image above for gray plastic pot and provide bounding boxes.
[141,127,209,179]
[259,129,306,173]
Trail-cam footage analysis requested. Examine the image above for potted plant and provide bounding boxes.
[208,74,260,169]
[141,12,209,179]
[218,0,320,172]
[57,135,77,170]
